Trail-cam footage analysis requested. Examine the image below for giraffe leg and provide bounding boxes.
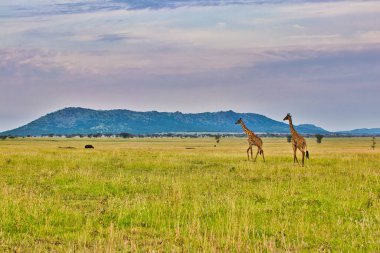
[293,145,299,165]
[247,147,251,160]
[261,149,265,162]
[301,151,305,167]
[254,148,259,162]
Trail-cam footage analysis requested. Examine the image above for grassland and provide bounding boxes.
[0,137,379,252]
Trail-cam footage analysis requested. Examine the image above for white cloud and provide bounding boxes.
[357,30,380,43]
[292,24,305,30]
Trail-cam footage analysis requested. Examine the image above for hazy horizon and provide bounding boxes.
[1,0,379,132]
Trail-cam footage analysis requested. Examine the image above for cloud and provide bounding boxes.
[292,24,305,30]
[1,0,379,77]
[91,32,145,43]
[279,1,380,18]
[1,0,380,131]
[0,49,60,75]
[357,30,380,43]
[2,0,377,18]
[96,33,130,42]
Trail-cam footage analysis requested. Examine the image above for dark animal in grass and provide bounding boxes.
[85,145,94,149]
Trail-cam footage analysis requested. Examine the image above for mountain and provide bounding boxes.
[337,128,380,136]
[0,107,330,136]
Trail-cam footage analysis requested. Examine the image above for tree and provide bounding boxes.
[315,134,324,144]
[286,135,292,143]
[93,133,102,138]
[371,136,376,150]
[215,134,221,144]
[119,132,134,138]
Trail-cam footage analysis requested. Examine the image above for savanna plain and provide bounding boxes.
[0,137,379,252]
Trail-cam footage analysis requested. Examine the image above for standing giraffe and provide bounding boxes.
[235,118,265,161]
[283,113,309,166]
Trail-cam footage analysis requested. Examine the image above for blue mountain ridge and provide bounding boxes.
[337,128,380,135]
[0,107,330,136]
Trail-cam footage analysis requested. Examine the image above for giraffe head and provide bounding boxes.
[283,113,292,121]
[235,118,243,125]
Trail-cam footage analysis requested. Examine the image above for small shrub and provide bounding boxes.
[371,136,376,150]
[119,132,134,138]
[286,135,292,143]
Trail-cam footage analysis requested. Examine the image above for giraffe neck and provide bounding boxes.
[240,121,252,136]
[288,118,298,137]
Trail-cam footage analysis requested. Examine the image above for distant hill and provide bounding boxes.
[0,107,330,136]
[338,128,380,136]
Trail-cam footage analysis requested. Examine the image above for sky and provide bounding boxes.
[0,0,380,132]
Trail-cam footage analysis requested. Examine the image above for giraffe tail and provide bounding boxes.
[306,150,309,159]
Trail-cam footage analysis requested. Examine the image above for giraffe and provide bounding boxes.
[235,118,265,161]
[283,113,309,167]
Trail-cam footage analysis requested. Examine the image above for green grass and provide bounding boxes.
[0,137,380,252]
